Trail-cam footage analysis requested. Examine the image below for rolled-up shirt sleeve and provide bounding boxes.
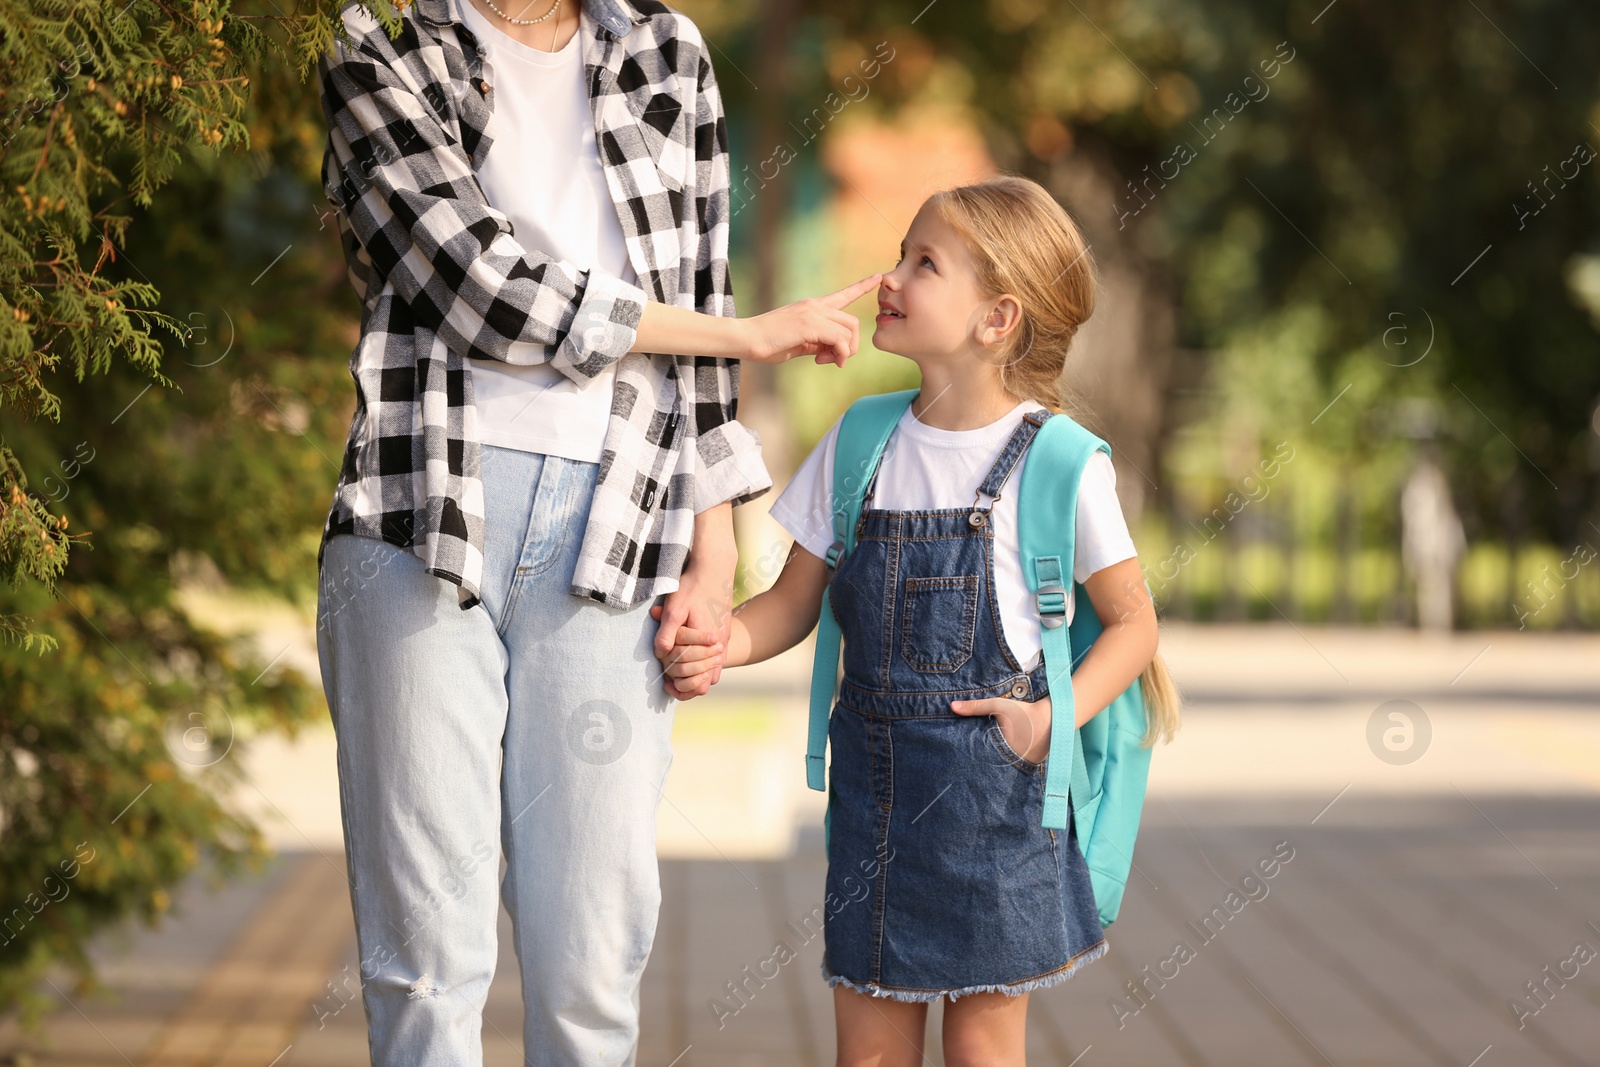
[319,18,646,383]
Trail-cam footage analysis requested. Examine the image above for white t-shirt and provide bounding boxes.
[457,0,637,463]
[768,398,1137,672]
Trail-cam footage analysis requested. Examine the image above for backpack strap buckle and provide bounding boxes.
[1036,582,1068,628]
[824,538,844,570]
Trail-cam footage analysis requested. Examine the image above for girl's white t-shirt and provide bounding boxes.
[457,0,637,463]
[768,398,1137,672]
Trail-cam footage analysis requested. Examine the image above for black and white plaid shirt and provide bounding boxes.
[317,0,771,609]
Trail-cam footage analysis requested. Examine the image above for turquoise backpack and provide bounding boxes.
[805,388,1153,927]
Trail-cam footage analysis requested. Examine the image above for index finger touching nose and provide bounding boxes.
[825,273,883,308]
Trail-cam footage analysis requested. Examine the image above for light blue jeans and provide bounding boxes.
[315,444,677,1066]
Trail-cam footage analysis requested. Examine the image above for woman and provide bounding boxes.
[315,0,876,1063]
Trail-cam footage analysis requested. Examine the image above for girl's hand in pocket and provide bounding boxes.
[648,606,724,697]
[951,695,1053,764]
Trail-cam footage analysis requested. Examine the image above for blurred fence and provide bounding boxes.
[1139,513,1600,629]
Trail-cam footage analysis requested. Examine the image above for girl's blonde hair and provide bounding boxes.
[929,174,1181,747]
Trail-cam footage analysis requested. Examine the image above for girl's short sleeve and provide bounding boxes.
[1073,450,1138,583]
[767,420,843,561]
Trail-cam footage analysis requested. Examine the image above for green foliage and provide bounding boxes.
[814,0,1600,549]
[0,0,403,1023]
[0,575,318,1021]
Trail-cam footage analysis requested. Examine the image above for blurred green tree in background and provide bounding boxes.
[0,0,402,1021]
[804,0,1600,624]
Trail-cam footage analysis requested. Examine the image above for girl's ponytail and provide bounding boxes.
[1138,653,1182,747]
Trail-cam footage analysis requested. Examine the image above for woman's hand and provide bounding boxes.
[649,613,724,695]
[652,503,735,700]
[651,570,726,700]
[952,695,1054,765]
[630,274,882,366]
[741,274,883,367]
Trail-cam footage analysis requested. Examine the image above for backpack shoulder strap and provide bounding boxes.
[806,388,919,791]
[1016,410,1112,829]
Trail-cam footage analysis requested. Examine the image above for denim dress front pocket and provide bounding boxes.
[900,574,979,672]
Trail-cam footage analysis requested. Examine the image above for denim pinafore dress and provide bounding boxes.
[821,410,1108,1002]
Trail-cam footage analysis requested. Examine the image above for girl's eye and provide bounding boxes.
[920,255,935,269]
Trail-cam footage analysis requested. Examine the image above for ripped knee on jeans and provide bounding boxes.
[406,974,443,1000]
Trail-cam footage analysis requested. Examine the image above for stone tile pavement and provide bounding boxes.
[4,625,1598,1065]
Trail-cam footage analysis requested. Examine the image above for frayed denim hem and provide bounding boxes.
[821,938,1109,1003]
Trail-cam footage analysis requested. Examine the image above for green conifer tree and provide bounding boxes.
[0,0,401,1022]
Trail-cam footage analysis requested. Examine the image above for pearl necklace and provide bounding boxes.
[478,0,561,25]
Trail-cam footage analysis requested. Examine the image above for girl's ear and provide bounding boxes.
[980,294,1024,346]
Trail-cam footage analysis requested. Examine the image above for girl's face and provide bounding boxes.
[874,204,1001,362]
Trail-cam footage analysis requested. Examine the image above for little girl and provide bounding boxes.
[654,175,1179,1066]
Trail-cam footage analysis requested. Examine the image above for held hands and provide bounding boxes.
[653,503,735,701]
[952,695,1053,765]
[648,616,1059,751]
[744,274,882,367]
[649,605,725,699]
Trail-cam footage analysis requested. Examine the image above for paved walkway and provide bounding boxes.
[3,625,1598,1065]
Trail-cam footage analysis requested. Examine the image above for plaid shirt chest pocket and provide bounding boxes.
[628,90,688,195]
[610,45,689,187]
